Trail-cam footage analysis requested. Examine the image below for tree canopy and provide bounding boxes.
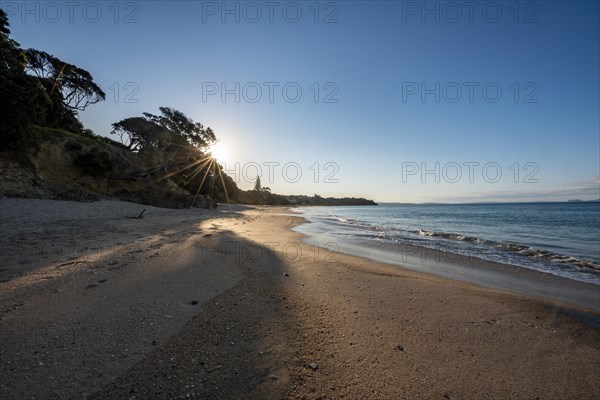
[143,107,216,149]
[25,48,105,112]
[0,9,47,150]
[0,9,105,150]
[112,107,216,152]
[111,108,221,199]
[111,117,172,151]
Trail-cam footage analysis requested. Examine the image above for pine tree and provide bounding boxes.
[253,175,261,191]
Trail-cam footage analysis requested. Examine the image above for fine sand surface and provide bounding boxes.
[1,199,599,399]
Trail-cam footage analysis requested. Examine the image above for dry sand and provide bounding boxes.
[1,199,599,399]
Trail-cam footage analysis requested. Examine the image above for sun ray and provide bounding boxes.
[215,162,232,211]
[122,146,230,208]
[155,155,211,183]
[182,157,213,188]
[191,158,216,208]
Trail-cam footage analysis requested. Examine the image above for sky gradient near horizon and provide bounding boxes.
[3,0,599,202]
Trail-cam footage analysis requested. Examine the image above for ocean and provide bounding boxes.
[292,202,600,286]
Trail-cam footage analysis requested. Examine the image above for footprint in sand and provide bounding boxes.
[84,279,107,289]
[108,262,127,271]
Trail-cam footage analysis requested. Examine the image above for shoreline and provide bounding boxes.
[293,221,600,314]
[291,204,600,281]
[1,199,599,398]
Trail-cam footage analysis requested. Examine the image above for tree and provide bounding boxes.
[143,107,216,150]
[112,107,219,175]
[0,9,48,151]
[254,175,262,191]
[111,107,221,184]
[24,48,105,113]
[0,12,105,145]
[111,117,172,151]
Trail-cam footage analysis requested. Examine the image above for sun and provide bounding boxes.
[208,141,229,163]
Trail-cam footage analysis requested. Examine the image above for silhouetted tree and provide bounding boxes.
[254,175,262,191]
[25,49,105,112]
[112,107,219,176]
[0,9,48,151]
[111,117,172,151]
[143,107,216,150]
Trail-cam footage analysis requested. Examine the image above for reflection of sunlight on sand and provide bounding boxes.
[0,199,250,290]
[1,234,170,295]
[0,207,251,398]
[1,212,249,297]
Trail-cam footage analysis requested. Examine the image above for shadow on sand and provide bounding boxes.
[84,228,298,399]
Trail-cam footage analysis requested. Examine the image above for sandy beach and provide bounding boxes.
[1,199,599,399]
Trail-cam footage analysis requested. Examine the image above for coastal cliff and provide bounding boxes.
[0,127,216,208]
[0,127,377,208]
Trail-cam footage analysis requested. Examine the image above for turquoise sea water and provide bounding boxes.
[293,202,600,285]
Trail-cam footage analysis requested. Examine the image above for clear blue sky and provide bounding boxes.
[4,0,599,202]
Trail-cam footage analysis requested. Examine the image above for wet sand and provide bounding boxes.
[1,200,599,399]
[291,227,600,312]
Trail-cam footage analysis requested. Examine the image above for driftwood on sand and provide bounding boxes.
[128,209,146,219]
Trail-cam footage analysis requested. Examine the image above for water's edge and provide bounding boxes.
[292,218,600,313]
